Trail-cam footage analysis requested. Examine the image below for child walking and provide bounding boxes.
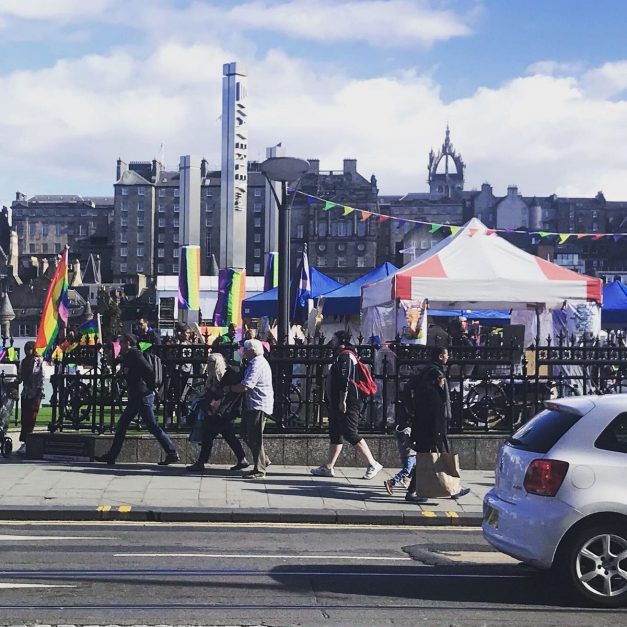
[383,423,416,495]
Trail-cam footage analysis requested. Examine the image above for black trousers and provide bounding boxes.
[196,415,246,465]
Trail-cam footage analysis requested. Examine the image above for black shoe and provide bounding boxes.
[158,454,180,466]
[405,493,428,503]
[451,487,471,499]
[186,462,205,472]
[95,454,115,465]
[230,460,250,471]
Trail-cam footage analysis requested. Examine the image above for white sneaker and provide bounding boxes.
[363,461,383,479]
[310,465,335,477]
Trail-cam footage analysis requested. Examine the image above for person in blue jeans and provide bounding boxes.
[383,424,416,495]
[95,333,178,466]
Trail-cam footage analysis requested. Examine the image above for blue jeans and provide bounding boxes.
[391,455,416,486]
[108,393,177,461]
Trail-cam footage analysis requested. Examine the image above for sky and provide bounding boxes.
[1,0,627,207]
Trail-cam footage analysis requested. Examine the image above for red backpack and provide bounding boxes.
[340,350,378,397]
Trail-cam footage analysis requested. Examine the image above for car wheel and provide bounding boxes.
[559,523,627,607]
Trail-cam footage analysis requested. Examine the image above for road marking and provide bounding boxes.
[0,535,118,541]
[96,505,111,512]
[439,550,520,564]
[422,511,437,518]
[118,505,132,513]
[114,553,412,562]
[446,511,459,518]
[0,521,480,531]
[0,583,77,589]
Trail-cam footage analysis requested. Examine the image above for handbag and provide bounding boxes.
[413,452,462,497]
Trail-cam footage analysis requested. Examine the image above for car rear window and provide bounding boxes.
[506,409,583,454]
[595,412,627,454]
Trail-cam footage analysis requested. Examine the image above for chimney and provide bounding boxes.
[343,159,357,175]
[507,185,518,198]
[116,158,128,181]
[40,257,49,276]
[15,191,26,202]
[201,158,208,179]
[307,159,320,175]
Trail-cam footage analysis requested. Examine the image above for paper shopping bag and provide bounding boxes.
[413,452,462,497]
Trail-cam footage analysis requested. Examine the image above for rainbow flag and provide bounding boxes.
[213,268,246,327]
[178,245,201,310]
[35,247,69,355]
[264,252,279,291]
[78,318,98,339]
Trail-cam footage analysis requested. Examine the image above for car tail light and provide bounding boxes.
[523,459,569,497]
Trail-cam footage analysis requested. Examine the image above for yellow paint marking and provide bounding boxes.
[118,506,132,513]
[446,511,459,518]
[422,511,437,518]
[96,505,111,512]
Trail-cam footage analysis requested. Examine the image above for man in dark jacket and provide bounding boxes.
[95,334,178,465]
[310,331,383,480]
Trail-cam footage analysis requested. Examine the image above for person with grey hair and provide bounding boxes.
[224,338,273,479]
[186,352,249,473]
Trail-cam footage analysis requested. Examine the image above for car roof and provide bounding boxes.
[544,393,627,417]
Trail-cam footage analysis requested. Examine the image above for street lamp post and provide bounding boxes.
[260,157,310,344]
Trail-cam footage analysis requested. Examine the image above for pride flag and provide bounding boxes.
[78,318,98,340]
[263,252,279,291]
[178,245,201,310]
[35,247,69,355]
[213,268,246,327]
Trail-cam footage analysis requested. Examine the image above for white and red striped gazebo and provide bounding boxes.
[361,218,602,310]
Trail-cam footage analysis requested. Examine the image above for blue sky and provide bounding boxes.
[1,0,627,206]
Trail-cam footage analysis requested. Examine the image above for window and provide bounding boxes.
[317,256,327,267]
[173,248,179,258]
[42,224,49,237]
[206,190,213,197]
[158,233,165,243]
[173,233,179,244]
[137,246,144,257]
[121,187,128,196]
[137,217,144,227]
[173,217,179,227]
[337,256,347,267]
[254,202,263,212]
[158,218,166,227]
[174,204,179,213]
[137,187,145,196]
[18,323,35,336]
[508,409,584,454]
[42,243,48,253]
[120,231,128,244]
[254,188,262,197]
[357,257,366,268]
[158,248,165,258]
[121,200,128,212]
[29,223,37,237]
[318,222,327,237]
[174,188,180,197]
[30,244,39,253]
[595,413,627,454]
[296,224,305,239]
[158,263,165,274]
[158,204,165,213]
[120,262,127,273]
[254,248,261,258]
[254,218,261,228]
[172,263,178,273]
[159,189,166,197]
[254,263,261,273]
[356,221,366,237]
[55,243,61,253]
[254,233,261,243]
[137,234,144,245]
[121,217,128,227]
[206,217,213,227]
[137,263,144,273]
[120,247,128,257]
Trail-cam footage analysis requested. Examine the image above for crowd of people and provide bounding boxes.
[14,319,471,501]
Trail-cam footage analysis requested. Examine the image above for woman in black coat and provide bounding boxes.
[411,367,449,454]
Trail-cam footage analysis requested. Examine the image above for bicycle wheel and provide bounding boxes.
[464,382,509,430]
[61,381,94,428]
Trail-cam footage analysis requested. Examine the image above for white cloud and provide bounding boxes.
[0,0,117,21]
[582,60,627,99]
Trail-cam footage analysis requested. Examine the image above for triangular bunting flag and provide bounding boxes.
[613,234,622,242]
[576,234,587,239]
[468,228,478,237]
[360,211,372,221]
[486,229,496,236]
[449,226,461,236]
[593,234,604,240]
[343,205,354,216]
[306,195,317,205]
[559,234,571,244]
[396,219,406,229]
[430,224,443,233]
[537,231,550,238]
[323,201,336,211]
[378,215,390,223]
[139,341,153,352]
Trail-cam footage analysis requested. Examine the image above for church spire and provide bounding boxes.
[428,126,465,199]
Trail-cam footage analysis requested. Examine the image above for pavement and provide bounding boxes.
[1,438,491,525]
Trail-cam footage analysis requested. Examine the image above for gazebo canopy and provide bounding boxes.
[602,279,627,325]
[361,218,603,310]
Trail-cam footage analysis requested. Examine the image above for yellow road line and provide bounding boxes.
[421,511,437,518]
[446,511,459,518]
[118,506,132,513]
[96,505,111,512]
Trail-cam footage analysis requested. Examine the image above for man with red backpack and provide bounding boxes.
[310,331,383,479]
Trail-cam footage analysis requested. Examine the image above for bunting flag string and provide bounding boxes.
[298,191,627,243]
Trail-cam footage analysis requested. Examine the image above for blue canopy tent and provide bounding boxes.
[322,262,398,316]
[602,280,627,326]
[242,267,341,319]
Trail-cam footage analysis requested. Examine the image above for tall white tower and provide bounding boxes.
[179,155,201,247]
[219,62,248,269]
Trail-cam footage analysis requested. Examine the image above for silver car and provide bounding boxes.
[483,395,627,607]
